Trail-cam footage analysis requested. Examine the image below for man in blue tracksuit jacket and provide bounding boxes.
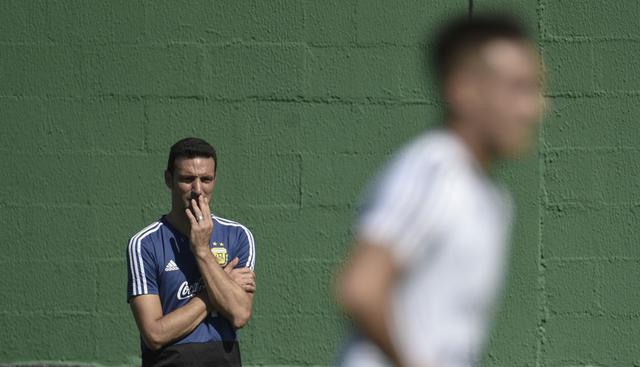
[127,137,256,367]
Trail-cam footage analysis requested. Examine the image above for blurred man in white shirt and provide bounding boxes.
[336,13,544,367]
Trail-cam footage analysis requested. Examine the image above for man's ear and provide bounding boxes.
[445,73,465,107]
[446,71,479,116]
[164,170,172,189]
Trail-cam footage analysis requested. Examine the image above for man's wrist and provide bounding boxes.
[192,245,211,259]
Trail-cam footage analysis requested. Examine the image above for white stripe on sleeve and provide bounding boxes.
[128,222,161,295]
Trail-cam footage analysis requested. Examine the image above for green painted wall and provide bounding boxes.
[1,1,639,366]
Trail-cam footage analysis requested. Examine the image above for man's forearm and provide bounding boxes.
[139,294,210,350]
[350,296,404,367]
[194,250,252,328]
[337,242,407,367]
[185,196,252,328]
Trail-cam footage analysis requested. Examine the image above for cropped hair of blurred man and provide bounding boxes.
[336,14,544,367]
[127,137,256,367]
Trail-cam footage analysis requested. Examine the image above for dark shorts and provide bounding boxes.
[142,341,241,367]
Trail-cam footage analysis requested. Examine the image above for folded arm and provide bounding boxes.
[129,293,210,351]
[186,195,255,329]
[194,252,255,329]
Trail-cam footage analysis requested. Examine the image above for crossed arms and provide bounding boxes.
[130,195,255,351]
[130,259,255,351]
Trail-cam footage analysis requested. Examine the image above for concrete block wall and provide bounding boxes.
[0,1,638,366]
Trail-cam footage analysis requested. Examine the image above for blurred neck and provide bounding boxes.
[447,118,494,172]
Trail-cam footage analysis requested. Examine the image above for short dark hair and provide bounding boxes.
[431,13,531,84]
[166,137,217,175]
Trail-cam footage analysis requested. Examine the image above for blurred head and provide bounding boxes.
[432,14,545,157]
[165,137,217,213]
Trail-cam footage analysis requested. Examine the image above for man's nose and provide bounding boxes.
[192,180,202,195]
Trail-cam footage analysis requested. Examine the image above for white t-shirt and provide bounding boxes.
[339,129,513,367]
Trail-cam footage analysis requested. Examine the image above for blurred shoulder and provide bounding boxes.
[405,129,468,163]
[387,128,469,179]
